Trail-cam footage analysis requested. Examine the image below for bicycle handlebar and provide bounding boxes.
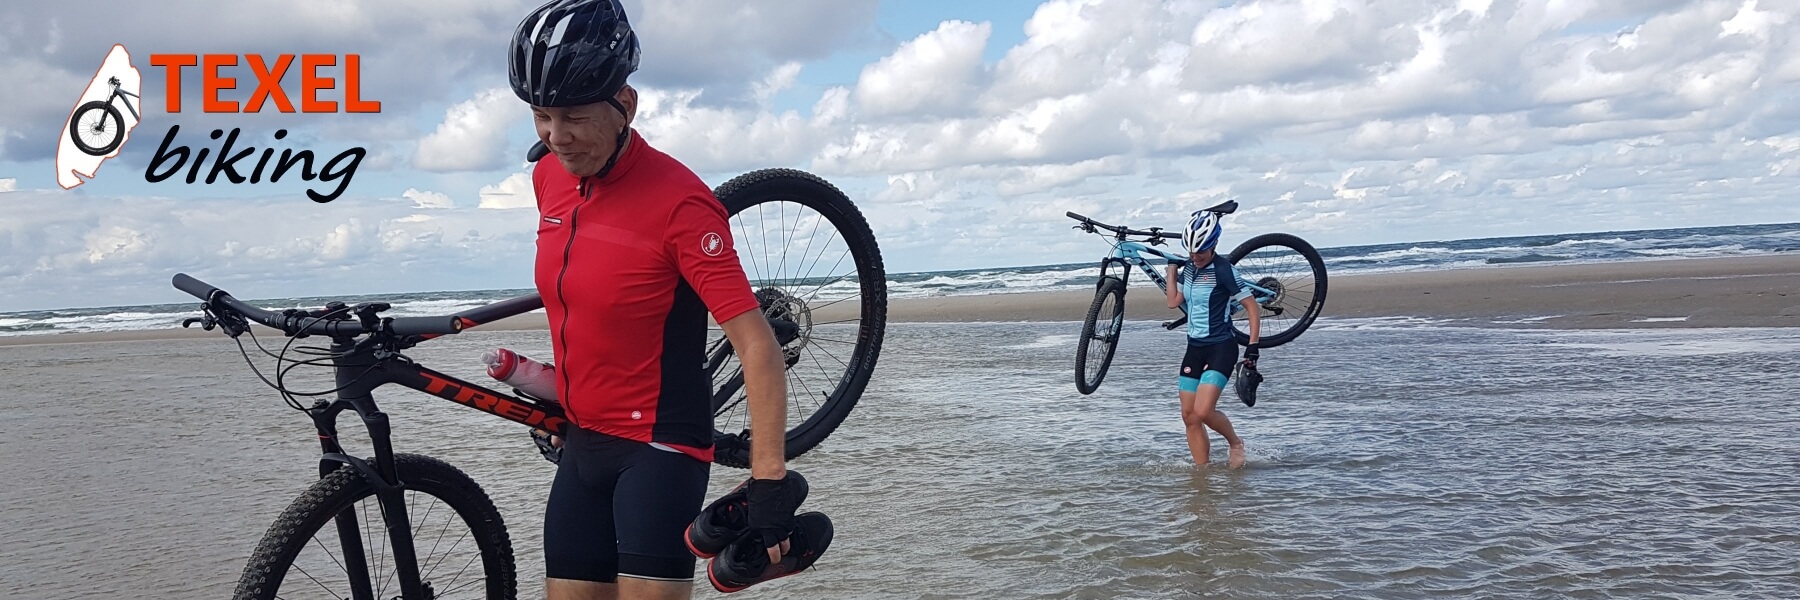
[1066,212,1182,240]
[172,273,464,338]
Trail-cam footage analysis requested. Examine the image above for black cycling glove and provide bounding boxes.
[1243,344,1260,363]
[745,474,802,548]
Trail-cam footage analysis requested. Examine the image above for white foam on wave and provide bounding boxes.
[1308,316,1464,331]
[1489,315,1565,324]
[1631,316,1690,322]
[1536,329,1800,356]
[996,334,1078,349]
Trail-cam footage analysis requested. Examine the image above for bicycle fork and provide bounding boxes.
[311,337,430,600]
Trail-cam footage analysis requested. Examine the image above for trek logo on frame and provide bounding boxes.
[58,47,381,203]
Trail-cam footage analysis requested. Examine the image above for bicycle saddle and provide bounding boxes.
[1203,200,1238,215]
[527,140,549,163]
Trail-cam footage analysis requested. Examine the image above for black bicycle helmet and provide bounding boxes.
[509,0,640,109]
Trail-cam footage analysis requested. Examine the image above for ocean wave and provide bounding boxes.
[1486,253,1574,264]
[4,223,1795,336]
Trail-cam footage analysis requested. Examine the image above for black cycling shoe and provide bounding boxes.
[1234,360,1263,407]
[706,511,834,594]
[685,471,809,558]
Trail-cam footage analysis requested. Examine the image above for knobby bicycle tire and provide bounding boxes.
[1074,276,1126,395]
[1227,233,1328,348]
[709,168,887,468]
[70,100,125,156]
[233,454,516,600]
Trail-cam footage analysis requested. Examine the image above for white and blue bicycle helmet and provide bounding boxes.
[1183,210,1223,255]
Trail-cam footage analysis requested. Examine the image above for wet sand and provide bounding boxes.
[2,255,1796,349]
[881,254,1800,329]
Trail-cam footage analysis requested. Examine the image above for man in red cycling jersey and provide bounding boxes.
[509,1,799,598]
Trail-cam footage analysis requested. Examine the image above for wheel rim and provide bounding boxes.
[275,489,492,599]
[1231,245,1320,341]
[709,197,873,440]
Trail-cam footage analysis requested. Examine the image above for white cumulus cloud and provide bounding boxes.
[415,88,528,172]
[855,20,992,118]
[479,170,536,209]
[403,188,454,209]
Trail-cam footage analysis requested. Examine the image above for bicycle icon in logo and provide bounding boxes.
[69,76,140,156]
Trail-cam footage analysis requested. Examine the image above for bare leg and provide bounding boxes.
[547,577,692,600]
[618,577,693,600]
[1189,383,1246,469]
[1178,390,1210,465]
[546,579,616,600]
[1203,411,1247,469]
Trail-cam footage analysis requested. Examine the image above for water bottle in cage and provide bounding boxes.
[483,347,557,402]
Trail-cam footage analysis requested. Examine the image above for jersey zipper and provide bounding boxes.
[555,175,593,427]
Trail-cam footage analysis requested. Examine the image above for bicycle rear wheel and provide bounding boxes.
[233,454,515,600]
[706,169,887,469]
[1074,276,1126,395]
[1227,233,1328,348]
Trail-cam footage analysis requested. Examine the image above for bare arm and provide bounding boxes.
[718,311,788,481]
[1166,264,1183,309]
[1240,296,1261,348]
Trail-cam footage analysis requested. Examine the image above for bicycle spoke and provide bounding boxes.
[804,347,836,404]
[799,255,852,300]
[421,528,474,582]
[734,216,764,283]
[777,200,792,285]
[437,566,488,597]
[810,341,849,368]
[288,562,341,599]
[790,362,822,411]
[419,505,463,579]
[795,229,843,292]
[308,534,352,583]
[790,208,823,289]
[757,203,772,286]
[807,293,863,313]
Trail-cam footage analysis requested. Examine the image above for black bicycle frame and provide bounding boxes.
[109,88,139,121]
[290,293,566,600]
[107,78,140,121]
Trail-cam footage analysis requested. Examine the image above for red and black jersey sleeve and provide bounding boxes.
[665,194,760,324]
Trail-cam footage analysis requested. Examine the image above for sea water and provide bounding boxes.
[3,320,1796,598]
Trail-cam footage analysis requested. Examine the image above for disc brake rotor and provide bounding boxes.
[756,288,813,360]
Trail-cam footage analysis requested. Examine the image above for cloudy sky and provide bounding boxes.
[1,0,1797,311]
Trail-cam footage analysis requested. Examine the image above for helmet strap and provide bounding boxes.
[592,124,631,179]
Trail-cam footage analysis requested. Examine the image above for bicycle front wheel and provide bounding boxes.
[1074,276,1126,395]
[69,100,125,156]
[233,454,515,600]
[707,169,887,469]
[1227,233,1328,348]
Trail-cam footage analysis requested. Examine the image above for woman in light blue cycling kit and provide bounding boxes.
[1165,210,1260,468]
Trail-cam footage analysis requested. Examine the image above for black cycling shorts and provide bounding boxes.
[1179,339,1239,384]
[544,427,710,582]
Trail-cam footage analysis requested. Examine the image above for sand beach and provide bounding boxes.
[4,255,1793,349]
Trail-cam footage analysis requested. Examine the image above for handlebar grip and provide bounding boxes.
[172,273,220,301]
[387,316,465,336]
[1066,211,1085,220]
